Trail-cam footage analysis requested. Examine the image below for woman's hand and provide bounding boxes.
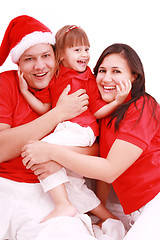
[30,161,62,180]
[21,140,53,169]
[56,85,89,121]
[115,79,132,104]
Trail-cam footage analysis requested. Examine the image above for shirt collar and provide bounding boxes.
[59,64,91,81]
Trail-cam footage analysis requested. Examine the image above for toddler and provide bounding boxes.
[20,25,130,223]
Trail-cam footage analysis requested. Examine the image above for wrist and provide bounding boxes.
[113,99,120,106]
[21,89,29,96]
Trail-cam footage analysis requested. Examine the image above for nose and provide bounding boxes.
[34,58,45,70]
[102,72,112,83]
[81,50,89,57]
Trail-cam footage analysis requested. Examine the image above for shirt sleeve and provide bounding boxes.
[0,71,16,125]
[85,74,106,114]
[117,97,159,150]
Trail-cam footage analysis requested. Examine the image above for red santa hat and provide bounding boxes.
[0,15,55,66]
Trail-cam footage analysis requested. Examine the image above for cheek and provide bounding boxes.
[19,63,32,75]
[113,75,123,84]
[96,76,101,86]
[49,58,56,69]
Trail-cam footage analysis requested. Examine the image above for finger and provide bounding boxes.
[81,99,89,107]
[61,84,71,95]
[21,141,36,153]
[81,105,88,112]
[21,150,27,158]
[22,155,31,166]
[118,80,125,92]
[33,168,42,176]
[128,79,132,92]
[123,79,131,91]
[31,164,40,171]
[18,67,21,77]
[72,88,86,97]
[25,160,34,169]
[79,92,89,100]
[116,84,121,93]
[38,172,48,180]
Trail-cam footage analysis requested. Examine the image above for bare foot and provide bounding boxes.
[40,204,77,223]
[97,215,119,228]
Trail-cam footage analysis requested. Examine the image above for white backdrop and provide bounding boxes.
[0,0,159,102]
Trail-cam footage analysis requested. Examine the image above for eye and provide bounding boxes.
[43,54,50,58]
[85,48,89,52]
[98,69,106,73]
[75,48,80,52]
[113,69,121,73]
[24,57,33,61]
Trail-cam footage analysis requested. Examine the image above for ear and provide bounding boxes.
[131,73,138,82]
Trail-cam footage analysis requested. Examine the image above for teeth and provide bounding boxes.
[78,60,86,63]
[35,73,46,77]
[104,86,115,90]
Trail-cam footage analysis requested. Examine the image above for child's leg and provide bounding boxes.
[90,203,118,226]
[40,168,77,223]
[41,183,77,223]
[92,180,118,225]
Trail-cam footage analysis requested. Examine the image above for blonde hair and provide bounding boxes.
[54,25,90,76]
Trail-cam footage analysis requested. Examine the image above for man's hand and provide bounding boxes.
[56,85,89,121]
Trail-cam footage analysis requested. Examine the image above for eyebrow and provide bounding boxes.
[99,66,121,69]
[23,51,51,58]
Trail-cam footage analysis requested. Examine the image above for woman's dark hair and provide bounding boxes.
[94,43,158,130]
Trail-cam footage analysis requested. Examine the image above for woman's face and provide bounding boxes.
[96,53,135,103]
[18,43,55,90]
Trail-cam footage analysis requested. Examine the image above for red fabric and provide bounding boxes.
[50,65,106,136]
[29,85,51,104]
[0,15,53,66]
[99,96,160,214]
[0,70,52,183]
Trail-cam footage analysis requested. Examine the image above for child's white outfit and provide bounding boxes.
[41,121,101,213]
[40,65,106,213]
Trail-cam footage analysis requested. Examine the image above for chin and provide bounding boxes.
[102,95,115,103]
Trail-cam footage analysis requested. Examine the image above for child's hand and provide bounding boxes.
[115,79,132,104]
[18,68,28,93]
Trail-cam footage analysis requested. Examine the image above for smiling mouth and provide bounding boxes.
[33,72,47,77]
[77,60,87,64]
[103,86,116,90]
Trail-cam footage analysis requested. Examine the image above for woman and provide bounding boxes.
[0,15,98,240]
[22,43,160,239]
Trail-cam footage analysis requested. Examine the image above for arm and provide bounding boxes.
[29,141,99,180]
[19,71,51,115]
[22,138,143,183]
[95,79,131,119]
[0,86,89,162]
[96,180,111,206]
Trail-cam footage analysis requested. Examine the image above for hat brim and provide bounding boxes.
[10,31,55,63]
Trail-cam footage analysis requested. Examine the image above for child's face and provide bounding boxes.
[61,46,90,73]
[18,43,55,90]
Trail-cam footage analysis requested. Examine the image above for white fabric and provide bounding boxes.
[0,177,126,240]
[41,121,100,213]
[42,121,96,147]
[123,192,160,240]
[10,31,55,63]
[93,219,126,240]
[40,168,69,191]
[40,168,101,214]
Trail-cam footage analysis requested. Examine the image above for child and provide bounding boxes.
[20,25,131,223]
